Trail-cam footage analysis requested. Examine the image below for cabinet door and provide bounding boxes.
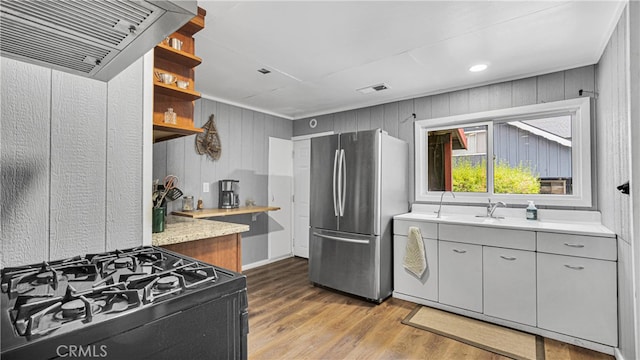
[537,253,617,346]
[438,240,482,313]
[393,235,438,301]
[483,247,536,326]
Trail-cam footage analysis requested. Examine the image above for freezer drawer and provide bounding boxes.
[309,229,382,301]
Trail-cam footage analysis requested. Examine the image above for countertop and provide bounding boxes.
[395,206,616,238]
[172,206,280,219]
[152,215,250,246]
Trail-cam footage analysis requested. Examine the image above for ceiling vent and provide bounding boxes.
[357,83,390,94]
[0,1,197,81]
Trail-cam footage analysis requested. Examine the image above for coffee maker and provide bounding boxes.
[219,179,240,209]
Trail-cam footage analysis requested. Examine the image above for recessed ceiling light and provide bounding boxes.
[469,64,488,72]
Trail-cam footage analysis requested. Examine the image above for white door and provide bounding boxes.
[268,137,293,260]
[293,139,311,258]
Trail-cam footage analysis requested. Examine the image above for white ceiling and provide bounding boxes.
[193,1,625,120]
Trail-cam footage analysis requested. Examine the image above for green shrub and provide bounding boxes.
[452,158,486,192]
[494,160,540,194]
[452,158,540,194]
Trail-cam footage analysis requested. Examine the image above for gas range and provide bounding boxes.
[1,246,248,359]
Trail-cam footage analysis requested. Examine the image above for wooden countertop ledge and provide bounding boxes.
[173,206,280,219]
[152,215,249,247]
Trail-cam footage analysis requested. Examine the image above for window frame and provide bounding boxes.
[414,97,592,207]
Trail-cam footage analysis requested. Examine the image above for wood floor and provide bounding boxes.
[244,257,613,360]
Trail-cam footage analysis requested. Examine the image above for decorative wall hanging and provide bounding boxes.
[196,114,222,160]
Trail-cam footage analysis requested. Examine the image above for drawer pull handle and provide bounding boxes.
[453,249,466,254]
[500,256,517,261]
[564,265,585,270]
[564,243,585,248]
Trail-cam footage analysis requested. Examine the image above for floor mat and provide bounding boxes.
[402,306,544,360]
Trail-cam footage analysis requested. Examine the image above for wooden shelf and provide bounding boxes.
[155,43,202,67]
[154,82,201,101]
[153,124,203,142]
[153,123,203,142]
[152,7,205,143]
[178,7,206,36]
[173,206,281,219]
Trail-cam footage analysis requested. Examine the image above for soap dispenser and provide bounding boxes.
[526,201,538,220]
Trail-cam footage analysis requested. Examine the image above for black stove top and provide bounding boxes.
[1,246,247,359]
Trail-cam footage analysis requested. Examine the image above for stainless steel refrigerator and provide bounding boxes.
[309,128,408,302]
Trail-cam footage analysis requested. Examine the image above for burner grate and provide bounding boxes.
[2,246,222,340]
[9,283,144,337]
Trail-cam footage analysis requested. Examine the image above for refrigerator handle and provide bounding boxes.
[313,232,369,245]
[333,149,339,216]
[339,149,346,216]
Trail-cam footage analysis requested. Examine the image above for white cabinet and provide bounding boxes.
[537,253,618,346]
[483,247,536,326]
[393,235,438,301]
[536,231,618,346]
[392,216,618,353]
[438,240,483,313]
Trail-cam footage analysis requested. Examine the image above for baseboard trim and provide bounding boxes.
[242,254,294,271]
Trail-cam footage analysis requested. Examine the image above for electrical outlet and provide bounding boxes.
[203,182,210,193]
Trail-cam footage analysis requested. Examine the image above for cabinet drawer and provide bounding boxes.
[537,253,617,346]
[394,220,438,238]
[393,235,438,301]
[439,224,535,251]
[483,247,536,326]
[537,232,616,260]
[438,241,482,313]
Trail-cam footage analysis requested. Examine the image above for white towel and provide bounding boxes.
[403,226,427,278]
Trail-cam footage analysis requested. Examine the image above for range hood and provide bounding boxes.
[0,0,197,81]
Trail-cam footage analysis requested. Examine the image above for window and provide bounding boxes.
[494,115,573,195]
[415,97,591,207]
[428,125,488,192]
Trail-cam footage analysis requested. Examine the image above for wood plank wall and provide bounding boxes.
[49,70,107,259]
[596,5,637,360]
[107,57,145,251]
[294,65,596,204]
[597,8,632,244]
[494,123,572,179]
[1,57,145,268]
[152,99,292,265]
[629,3,640,357]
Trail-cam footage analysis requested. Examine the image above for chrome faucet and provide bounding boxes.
[435,191,455,218]
[487,198,507,218]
